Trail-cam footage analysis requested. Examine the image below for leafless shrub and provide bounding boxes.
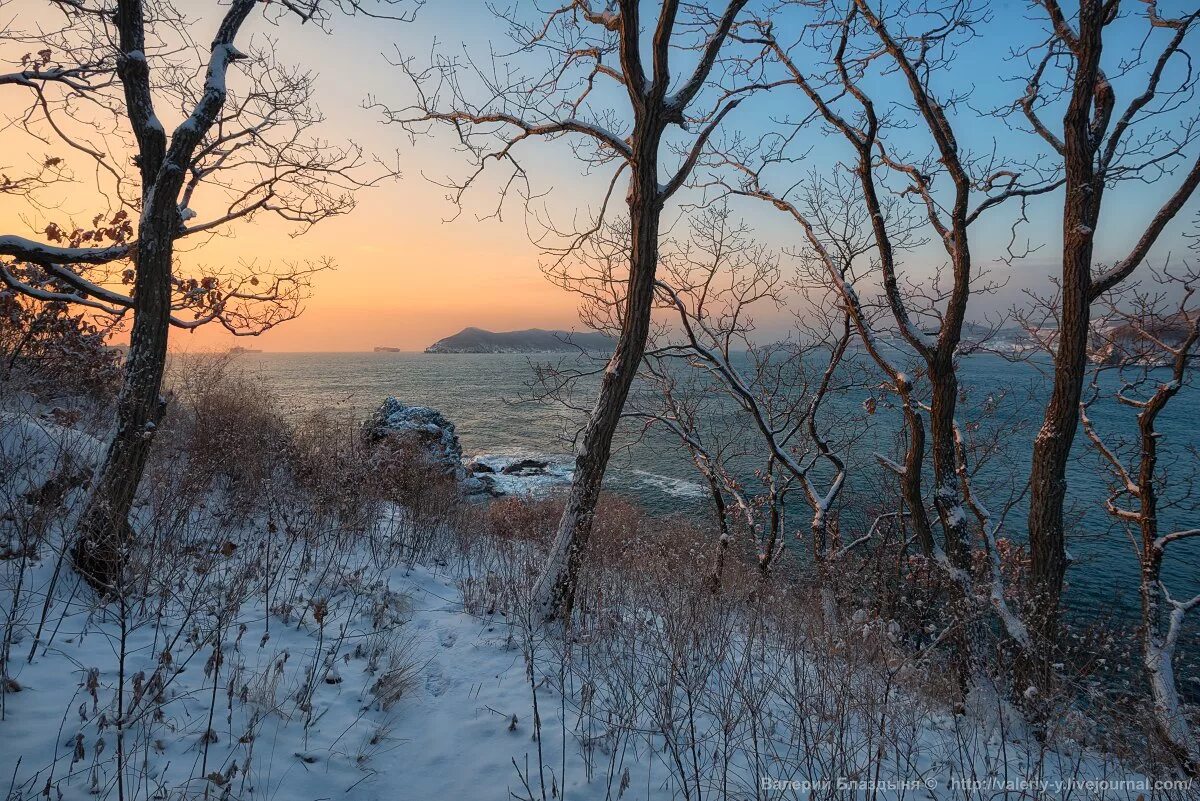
[155,356,294,513]
[369,661,421,712]
[1,362,432,800]
[289,409,393,532]
[4,379,1191,799]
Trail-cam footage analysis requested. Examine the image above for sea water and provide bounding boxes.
[209,351,1199,633]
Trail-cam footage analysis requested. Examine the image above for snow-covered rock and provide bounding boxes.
[359,401,584,503]
[460,474,502,500]
[363,397,466,481]
[465,457,496,474]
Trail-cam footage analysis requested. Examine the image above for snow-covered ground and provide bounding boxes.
[1,553,544,800]
[1,545,1180,801]
[1,399,1194,800]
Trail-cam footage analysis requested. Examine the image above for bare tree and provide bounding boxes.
[653,282,866,627]
[0,0,412,591]
[1013,0,1200,649]
[382,0,778,623]
[1080,266,1200,774]
[634,207,870,592]
[711,0,1048,690]
[657,212,863,557]
[528,203,872,620]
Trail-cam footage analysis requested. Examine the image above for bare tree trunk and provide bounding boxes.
[1133,335,1199,772]
[1143,582,1199,773]
[900,403,935,556]
[1141,553,1198,772]
[3,0,379,590]
[928,358,971,570]
[812,513,842,634]
[1026,2,1105,645]
[72,0,171,591]
[72,233,172,590]
[72,0,256,591]
[706,476,732,594]
[387,1,756,623]
[1082,304,1200,772]
[1018,1,1200,692]
[1026,270,1089,647]
[532,144,663,624]
[926,356,990,697]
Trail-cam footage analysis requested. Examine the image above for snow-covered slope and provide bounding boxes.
[0,403,1183,801]
[1,555,538,801]
[1,544,1168,801]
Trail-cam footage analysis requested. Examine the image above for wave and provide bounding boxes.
[467,452,574,497]
[629,469,708,499]
[466,454,707,503]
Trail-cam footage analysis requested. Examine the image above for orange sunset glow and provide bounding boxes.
[0,0,595,352]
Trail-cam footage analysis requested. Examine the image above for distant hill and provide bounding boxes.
[425,327,614,354]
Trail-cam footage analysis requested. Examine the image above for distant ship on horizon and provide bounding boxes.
[228,346,263,354]
[373,346,403,352]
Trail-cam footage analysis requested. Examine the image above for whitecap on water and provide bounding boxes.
[629,469,707,499]
[466,454,707,502]
[467,452,574,497]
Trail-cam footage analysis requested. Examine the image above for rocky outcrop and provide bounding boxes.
[363,398,466,481]
[463,458,505,499]
[464,455,573,497]
[500,458,549,476]
[461,474,502,500]
[363,398,507,500]
[361,399,570,502]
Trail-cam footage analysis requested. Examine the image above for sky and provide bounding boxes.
[1,0,1197,352]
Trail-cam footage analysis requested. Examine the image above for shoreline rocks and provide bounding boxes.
[500,458,549,476]
[363,397,466,482]
[363,398,570,502]
[465,458,495,474]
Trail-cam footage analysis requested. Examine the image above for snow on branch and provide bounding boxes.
[0,236,131,266]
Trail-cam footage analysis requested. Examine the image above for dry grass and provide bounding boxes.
[2,361,1195,799]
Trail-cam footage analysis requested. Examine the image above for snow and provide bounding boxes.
[0,407,105,501]
[0,235,128,264]
[1,553,544,800]
[203,44,245,97]
[0,405,1177,800]
[0,543,1170,800]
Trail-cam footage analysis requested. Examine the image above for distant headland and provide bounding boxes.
[425,327,614,354]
